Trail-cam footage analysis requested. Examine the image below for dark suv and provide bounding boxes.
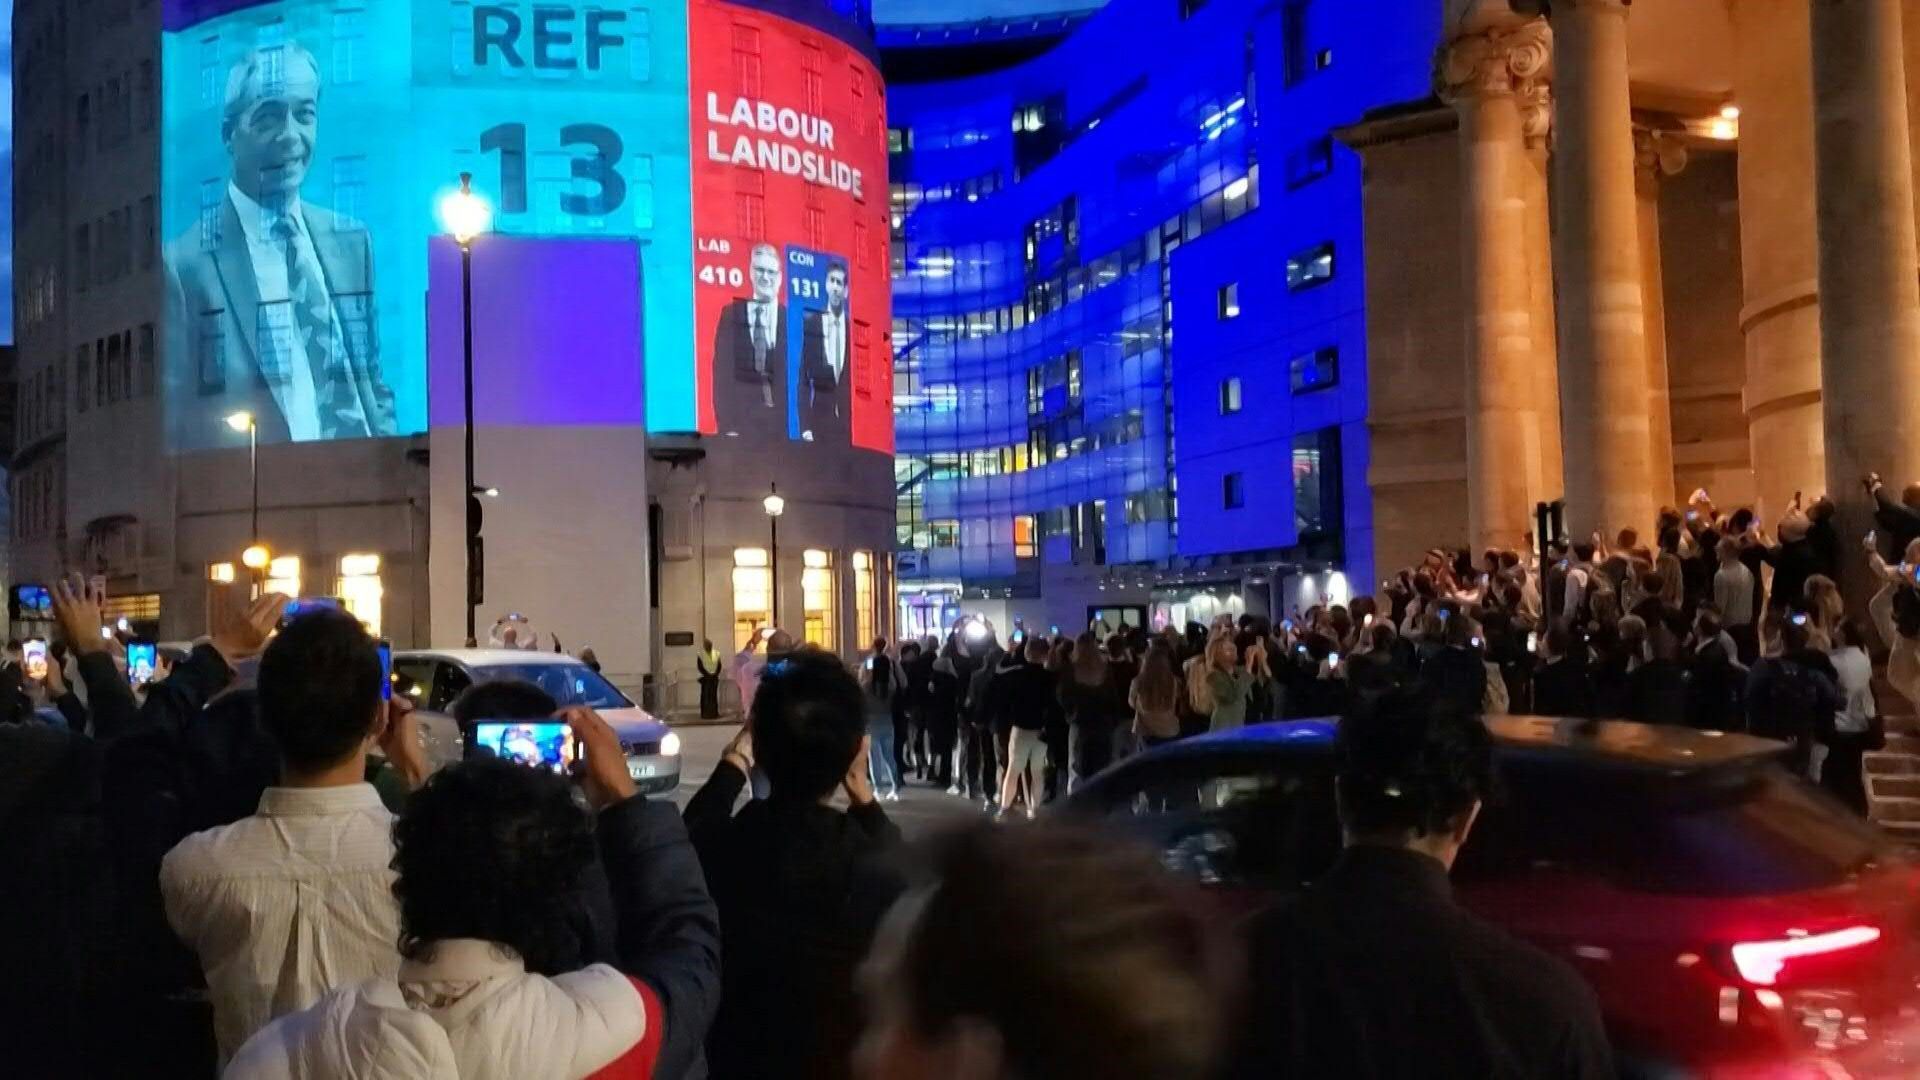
[1066,717,1920,1076]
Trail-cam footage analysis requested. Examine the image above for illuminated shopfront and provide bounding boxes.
[802,549,836,648]
[731,547,772,649]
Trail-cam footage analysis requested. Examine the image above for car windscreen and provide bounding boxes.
[1457,760,1897,897]
[473,664,633,710]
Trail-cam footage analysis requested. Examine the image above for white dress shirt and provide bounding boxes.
[161,782,401,1066]
[229,183,334,442]
[822,308,847,380]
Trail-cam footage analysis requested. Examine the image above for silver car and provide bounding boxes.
[392,649,681,794]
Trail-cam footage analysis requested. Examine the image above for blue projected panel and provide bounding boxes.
[159,0,696,450]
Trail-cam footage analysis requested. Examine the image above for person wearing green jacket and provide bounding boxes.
[1205,634,1271,733]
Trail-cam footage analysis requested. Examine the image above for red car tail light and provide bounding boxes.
[1728,926,1882,987]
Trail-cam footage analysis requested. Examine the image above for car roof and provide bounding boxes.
[1171,715,1785,772]
[395,649,587,668]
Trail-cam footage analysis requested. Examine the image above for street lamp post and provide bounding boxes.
[224,410,259,542]
[763,484,786,629]
[441,173,492,647]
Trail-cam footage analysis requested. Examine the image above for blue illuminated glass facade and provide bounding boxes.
[887,0,1438,615]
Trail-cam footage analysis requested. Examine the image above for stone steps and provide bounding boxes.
[1862,672,1917,837]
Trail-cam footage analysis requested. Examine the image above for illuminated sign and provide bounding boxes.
[159,0,890,454]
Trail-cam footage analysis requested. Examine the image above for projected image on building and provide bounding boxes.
[158,0,890,454]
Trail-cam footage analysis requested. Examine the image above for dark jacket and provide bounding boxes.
[1529,656,1594,719]
[597,793,723,1080]
[1745,651,1843,755]
[1421,647,1488,717]
[1625,658,1693,728]
[987,658,1055,732]
[1057,674,1119,731]
[1230,847,1612,1080]
[683,760,906,1079]
[1764,539,1820,612]
[1875,488,1920,558]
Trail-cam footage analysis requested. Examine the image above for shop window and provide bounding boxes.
[1286,243,1335,291]
[265,555,301,600]
[853,551,876,649]
[337,553,383,638]
[732,548,771,651]
[1224,472,1245,510]
[1013,515,1037,559]
[802,550,836,651]
[1220,377,1243,415]
[1218,282,1240,319]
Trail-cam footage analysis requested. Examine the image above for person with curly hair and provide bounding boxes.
[227,708,721,1079]
[1227,687,1612,1078]
[853,822,1230,1080]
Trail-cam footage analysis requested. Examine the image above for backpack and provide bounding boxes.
[1756,659,1838,744]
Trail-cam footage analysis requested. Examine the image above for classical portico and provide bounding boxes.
[1350,0,1920,608]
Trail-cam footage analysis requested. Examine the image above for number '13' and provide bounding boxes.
[480,122,627,216]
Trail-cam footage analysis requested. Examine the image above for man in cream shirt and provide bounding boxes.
[161,608,426,1065]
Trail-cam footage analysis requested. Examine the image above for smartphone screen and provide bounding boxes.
[377,642,393,701]
[127,641,158,687]
[469,721,579,774]
[23,640,48,681]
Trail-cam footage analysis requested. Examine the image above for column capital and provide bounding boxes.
[1631,124,1689,187]
[1435,19,1553,104]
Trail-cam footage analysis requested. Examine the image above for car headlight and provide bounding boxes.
[660,731,682,757]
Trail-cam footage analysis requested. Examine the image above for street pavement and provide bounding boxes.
[667,721,989,840]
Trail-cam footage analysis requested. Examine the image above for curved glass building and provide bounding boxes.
[887,0,1438,636]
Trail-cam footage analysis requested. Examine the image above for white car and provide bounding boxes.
[392,649,681,794]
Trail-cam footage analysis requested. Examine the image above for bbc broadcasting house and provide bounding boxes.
[17,0,1920,701]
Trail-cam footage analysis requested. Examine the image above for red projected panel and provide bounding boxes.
[688,0,893,454]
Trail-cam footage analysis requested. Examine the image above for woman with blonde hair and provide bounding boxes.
[1867,535,1920,713]
[1803,574,1844,638]
[1204,634,1270,733]
[1129,643,1182,749]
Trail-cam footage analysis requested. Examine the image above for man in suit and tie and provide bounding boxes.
[708,243,788,437]
[165,42,396,450]
[798,260,851,444]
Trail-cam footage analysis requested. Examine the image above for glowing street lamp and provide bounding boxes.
[224,409,262,560]
[441,173,492,646]
[764,485,786,626]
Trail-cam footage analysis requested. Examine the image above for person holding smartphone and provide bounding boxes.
[231,708,721,1080]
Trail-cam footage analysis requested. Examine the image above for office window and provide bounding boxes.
[1293,427,1343,536]
[200,34,225,104]
[731,548,771,650]
[139,196,157,268]
[1282,0,1316,86]
[74,224,90,292]
[333,5,367,84]
[1013,515,1037,559]
[137,324,156,398]
[852,550,876,649]
[630,154,655,230]
[1286,135,1334,188]
[928,520,959,548]
[887,126,912,154]
[1286,243,1335,290]
[76,346,91,414]
[1220,377,1243,415]
[208,562,236,584]
[1290,347,1339,394]
[337,554,383,637]
[1223,472,1245,510]
[802,549,836,650]
[331,156,367,225]
[1180,0,1209,17]
[265,556,302,600]
[626,8,654,81]
[1217,282,1240,319]
[200,179,225,252]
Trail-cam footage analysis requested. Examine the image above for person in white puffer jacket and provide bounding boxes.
[227,709,720,1080]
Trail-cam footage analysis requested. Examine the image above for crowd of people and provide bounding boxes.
[825,481,1920,821]
[7,477,1920,1079]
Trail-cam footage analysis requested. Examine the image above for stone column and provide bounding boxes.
[1633,125,1686,508]
[1518,82,1566,515]
[1730,0,1824,528]
[1437,22,1551,552]
[1810,0,1920,608]
[1549,0,1656,537]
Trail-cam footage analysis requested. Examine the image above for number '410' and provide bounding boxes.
[480,122,625,216]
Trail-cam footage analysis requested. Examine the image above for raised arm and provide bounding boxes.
[568,708,722,1080]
